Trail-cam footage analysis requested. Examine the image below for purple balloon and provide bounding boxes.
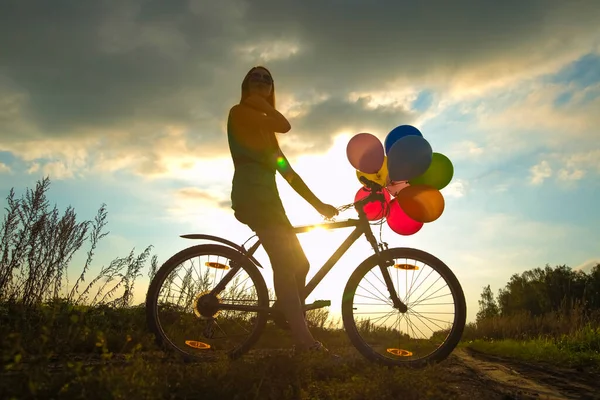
[346,133,385,174]
[387,135,433,181]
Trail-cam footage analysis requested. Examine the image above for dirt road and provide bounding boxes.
[450,347,599,400]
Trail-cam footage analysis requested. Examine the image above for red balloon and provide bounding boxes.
[386,199,423,236]
[354,187,391,221]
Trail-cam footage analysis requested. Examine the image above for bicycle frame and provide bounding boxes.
[186,206,407,314]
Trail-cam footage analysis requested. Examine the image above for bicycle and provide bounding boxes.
[145,177,466,367]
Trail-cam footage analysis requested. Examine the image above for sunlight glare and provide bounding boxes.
[307,225,327,233]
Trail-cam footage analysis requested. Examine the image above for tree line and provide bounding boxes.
[477,263,600,323]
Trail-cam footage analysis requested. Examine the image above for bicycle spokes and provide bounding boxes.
[155,252,263,357]
[350,255,457,362]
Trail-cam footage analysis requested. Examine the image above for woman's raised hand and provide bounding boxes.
[244,95,273,114]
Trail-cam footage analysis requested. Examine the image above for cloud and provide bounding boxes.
[557,168,585,182]
[0,162,10,173]
[1,0,599,178]
[447,140,484,161]
[415,53,600,185]
[282,95,416,153]
[482,80,600,145]
[249,0,600,94]
[41,161,75,180]
[236,39,302,63]
[524,149,600,186]
[27,163,40,174]
[175,187,231,209]
[573,259,600,273]
[529,160,552,185]
[558,149,600,179]
[441,179,468,198]
[165,185,232,226]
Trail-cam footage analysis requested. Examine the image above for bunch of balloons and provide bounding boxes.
[346,125,454,236]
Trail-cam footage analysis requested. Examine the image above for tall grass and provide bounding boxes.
[0,176,157,308]
[463,295,600,370]
[0,177,160,365]
[463,303,599,342]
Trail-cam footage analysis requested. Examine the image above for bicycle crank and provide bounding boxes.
[194,291,221,319]
[203,319,215,339]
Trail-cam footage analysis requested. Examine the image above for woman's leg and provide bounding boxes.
[254,224,315,349]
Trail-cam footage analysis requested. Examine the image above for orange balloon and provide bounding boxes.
[395,185,445,223]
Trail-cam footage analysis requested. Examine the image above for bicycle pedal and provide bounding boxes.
[304,300,331,311]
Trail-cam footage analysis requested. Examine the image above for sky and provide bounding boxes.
[1,0,599,324]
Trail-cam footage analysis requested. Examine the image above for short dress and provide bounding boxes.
[227,103,292,231]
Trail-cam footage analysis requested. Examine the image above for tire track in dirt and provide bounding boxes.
[453,348,599,400]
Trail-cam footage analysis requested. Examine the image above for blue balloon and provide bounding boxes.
[387,135,433,181]
[384,125,423,155]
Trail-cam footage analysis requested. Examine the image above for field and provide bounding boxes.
[1,179,599,399]
[1,302,599,400]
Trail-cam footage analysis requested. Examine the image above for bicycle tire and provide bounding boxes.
[342,247,466,367]
[145,244,269,361]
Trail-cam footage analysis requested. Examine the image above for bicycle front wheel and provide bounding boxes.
[145,244,269,361]
[342,247,466,367]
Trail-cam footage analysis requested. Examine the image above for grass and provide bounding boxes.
[465,336,600,372]
[1,352,464,400]
[461,309,600,372]
[3,300,600,399]
[0,301,466,400]
[1,350,461,400]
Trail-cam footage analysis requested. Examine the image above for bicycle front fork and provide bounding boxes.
[378,262,408,313]
[362,218,408,313]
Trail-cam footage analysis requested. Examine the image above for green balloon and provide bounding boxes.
[408,153,454,189]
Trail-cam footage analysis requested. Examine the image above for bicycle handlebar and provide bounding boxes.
[358,175,383,192]
[331,177,387,217]
[351,176,387,215]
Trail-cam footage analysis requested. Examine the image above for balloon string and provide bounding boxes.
[324,201,391,227]
[336,203,355,212]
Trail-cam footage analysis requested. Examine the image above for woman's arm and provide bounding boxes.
[278,160,322,209]
[276,151,338,218]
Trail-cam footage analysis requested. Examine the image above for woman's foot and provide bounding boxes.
[292,340,327,354]
[293,341,342,361]
[307,341,329,352]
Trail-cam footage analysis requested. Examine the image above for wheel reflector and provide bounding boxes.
[206,262,229,270]
[394,264,419,270]
[185,340,211,349]
[386,348,413,357]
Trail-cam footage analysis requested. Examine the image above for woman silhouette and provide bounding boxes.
[227,66,338,352]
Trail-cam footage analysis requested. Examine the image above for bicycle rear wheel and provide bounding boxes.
[145,244,269,361]
[342,247,466,367]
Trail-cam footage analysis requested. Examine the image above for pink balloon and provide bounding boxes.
[386,199,423,236]
[386,180,410,196]
[354,186,391,221]
[346,133,385,174]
